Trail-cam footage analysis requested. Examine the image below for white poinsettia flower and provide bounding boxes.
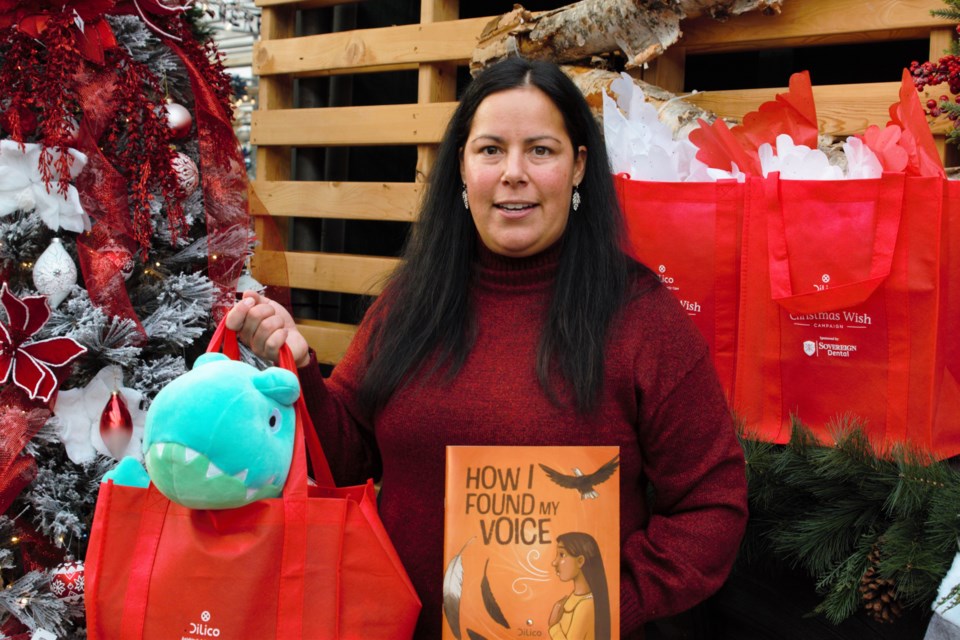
[0,139,90,232]
[53,365,147,464]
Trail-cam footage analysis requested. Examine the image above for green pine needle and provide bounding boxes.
[739,416,960,624]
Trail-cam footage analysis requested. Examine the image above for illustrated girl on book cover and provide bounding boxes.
[548,532,611,640]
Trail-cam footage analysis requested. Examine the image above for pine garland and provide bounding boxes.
[740,418,960,624]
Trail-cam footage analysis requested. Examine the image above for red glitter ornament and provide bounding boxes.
[165,101,192,139]
[99,391,133,459]
[97,241,136,280]
[49,559,85,602]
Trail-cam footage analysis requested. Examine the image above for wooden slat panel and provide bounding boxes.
[416,0,460,182]
[687,81,912,136]
[681,0,951,53]
[643,46,685,94]
[254,7,296,253]
[253,17,488,76]
[251,250,398,295]
[250,103,456,146]
[250,181,422,220]
[296,319,358,365]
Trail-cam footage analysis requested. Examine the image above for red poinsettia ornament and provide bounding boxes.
[0,283,86,403]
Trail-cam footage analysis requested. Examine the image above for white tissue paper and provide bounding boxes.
[603,75,884,182]
[842,136,885,180]
[603,73,744,183]
[759,135,844,180]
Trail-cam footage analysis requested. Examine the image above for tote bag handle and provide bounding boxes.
[206,318,336,490]
[763,172,906,313]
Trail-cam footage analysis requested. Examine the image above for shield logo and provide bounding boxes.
[803,340,817,356]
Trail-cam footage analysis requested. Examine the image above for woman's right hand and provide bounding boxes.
[225,291,310,367]
[548,596,567,627]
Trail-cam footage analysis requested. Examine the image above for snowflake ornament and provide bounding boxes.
[53,365,147,463]
[0,139,90,233]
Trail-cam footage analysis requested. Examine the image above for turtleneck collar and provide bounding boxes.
[473,235,563,291]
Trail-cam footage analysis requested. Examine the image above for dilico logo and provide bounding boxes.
[656,264,676,287]
[815,273,831,291]
[182,610,221,639]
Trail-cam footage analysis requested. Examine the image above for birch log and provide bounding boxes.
[471,0,784,73]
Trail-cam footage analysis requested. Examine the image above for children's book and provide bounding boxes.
[443,446,620,640]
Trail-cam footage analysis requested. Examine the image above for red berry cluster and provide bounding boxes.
[910,56,960,93]
[909,55,960,126]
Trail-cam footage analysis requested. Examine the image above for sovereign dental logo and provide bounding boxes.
[803,337,858,358]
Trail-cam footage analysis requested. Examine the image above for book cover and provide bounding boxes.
[442,446,620,640]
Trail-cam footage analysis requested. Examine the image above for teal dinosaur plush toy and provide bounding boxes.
[102,352,301,509]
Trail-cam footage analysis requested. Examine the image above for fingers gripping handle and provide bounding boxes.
[206,320,336,490]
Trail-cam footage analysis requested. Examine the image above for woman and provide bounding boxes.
[549,532,611,640]
[227,56,748,639]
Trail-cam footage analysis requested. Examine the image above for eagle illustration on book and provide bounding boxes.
[538,454,620,499]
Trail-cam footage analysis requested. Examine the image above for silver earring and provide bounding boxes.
[462,185,469,210]
[571,186,581,212]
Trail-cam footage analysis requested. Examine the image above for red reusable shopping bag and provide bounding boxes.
[85,322,421,639]
[615,174,743,395]
[734,172,960,457]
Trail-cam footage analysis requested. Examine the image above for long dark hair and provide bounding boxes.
[357,56,632,414]
[556,531,611,639]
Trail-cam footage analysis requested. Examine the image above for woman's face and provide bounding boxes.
[460,85,587,258]
[552,542,585,582]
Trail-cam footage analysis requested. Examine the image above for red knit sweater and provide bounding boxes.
[299,244,748,639]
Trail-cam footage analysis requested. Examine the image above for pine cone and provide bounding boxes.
[858,544,904,623]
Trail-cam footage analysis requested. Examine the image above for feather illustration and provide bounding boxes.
[539,454,620,499]
[481,558,510,629]
[467,630,489,640]
[443,539,472,640]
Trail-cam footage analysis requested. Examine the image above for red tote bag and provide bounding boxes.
[85,322,421,639]
[615,174,743,395]
[734,172,960,457]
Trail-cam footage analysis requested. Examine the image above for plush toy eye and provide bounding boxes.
[268,408,282,433]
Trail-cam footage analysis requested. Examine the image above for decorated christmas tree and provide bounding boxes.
[0,2,250,636]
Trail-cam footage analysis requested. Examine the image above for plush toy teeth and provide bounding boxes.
[145,442,283,509]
